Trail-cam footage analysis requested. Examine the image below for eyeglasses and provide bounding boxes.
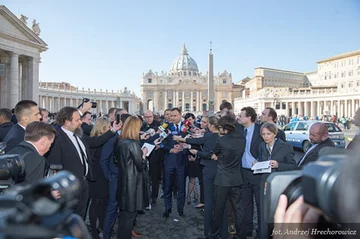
[144,116,153,118]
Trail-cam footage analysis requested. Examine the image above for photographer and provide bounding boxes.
[7,121,56,184]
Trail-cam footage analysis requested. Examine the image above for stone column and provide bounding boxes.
[8,52,19,108]
[182,91,185,111]
[310,101,314,119]
[164,90,168,110]
[21,59,28,100]
[27,57,40,104]
[197,90,201,112]
[317,101,321,117]
[291,101,296,115]
[45,96,49,110]
[57,97,61,112]
[330,100,333,115]
[304,102,308,118]
[190,91,194,111]
[352,99,356,117]
[285,102,290,117]
[337,99,340,116]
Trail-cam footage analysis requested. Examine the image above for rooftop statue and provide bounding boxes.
[18,14,28,25]
[32,19,41,36]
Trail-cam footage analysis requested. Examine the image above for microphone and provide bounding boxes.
[158,122,169,140]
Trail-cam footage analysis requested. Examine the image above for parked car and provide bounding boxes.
[283,120,346,152]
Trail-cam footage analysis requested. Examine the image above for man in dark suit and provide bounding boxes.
[4,100,42,153]
[46,106,120,219]
[0,108,13,142]
[141,110,162,205]
[237,106,263,238]
[161,107,187,218]
[297,122,335,167]
[8,121,56,184]
[347,107,360,150]
[260,107,286,141]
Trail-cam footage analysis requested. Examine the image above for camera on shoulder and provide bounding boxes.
[264,149,349,238]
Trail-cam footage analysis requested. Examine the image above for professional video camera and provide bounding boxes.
[263,151,359,238]
[0,170,91,239]
[0,154,25,193]
[77,98,97,109]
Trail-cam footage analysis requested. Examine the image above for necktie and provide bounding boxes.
[244,128,248,137]
[74,134,87,176]
[176,124,179,133]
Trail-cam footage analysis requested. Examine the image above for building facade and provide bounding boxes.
[0,5,47,109]
[140,45,238,113]
[234,50,360,118]
[39,82,142,114]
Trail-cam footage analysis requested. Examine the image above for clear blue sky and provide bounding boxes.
[3,0,360,96]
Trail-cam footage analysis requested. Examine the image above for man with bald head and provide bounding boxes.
[141,109,162,205]
[297,122,335,167]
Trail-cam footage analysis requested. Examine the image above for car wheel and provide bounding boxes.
[302,140,311,153]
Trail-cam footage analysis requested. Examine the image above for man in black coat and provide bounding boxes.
[4,100,42,153]
[141,110,161,205]
[7,121,56,184]
[46,106,120,219]
[237,106,264,238]
[297,122,335,167]
[0,108,13,142]
[260,107,286,141]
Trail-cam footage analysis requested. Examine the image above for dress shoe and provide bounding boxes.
[163,208,171,218]
[132,229,141,238]
[178,210,185,217]
[137,210,145,215]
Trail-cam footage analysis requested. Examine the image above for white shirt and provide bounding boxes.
[61,127,88,176]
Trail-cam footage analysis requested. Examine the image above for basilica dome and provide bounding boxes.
[170,45,199,75]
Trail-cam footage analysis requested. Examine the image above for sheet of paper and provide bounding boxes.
[142,143,155,157]
[251,160,271,170]
[253,167,271,174]
[251,160,271,174]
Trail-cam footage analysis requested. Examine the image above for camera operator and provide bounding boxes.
[7,121,56,184]
[297,123,334,168]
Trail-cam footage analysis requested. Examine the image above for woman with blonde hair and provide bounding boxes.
[115,116,148,239]
[88,117,111,239]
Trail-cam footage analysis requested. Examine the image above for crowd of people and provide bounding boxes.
[0,99,359,239]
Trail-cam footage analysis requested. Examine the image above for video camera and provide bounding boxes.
[77,98,97,109]
[264,152,354,238]
[0,154,25,193]
[0,170,90,239]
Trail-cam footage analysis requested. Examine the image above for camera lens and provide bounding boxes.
[282,177,303,208]
[91,102,97,108]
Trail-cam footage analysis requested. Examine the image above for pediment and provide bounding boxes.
[0,5,47,51]
[176,79,202,89]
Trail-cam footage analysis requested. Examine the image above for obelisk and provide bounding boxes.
[208,42,215,113]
